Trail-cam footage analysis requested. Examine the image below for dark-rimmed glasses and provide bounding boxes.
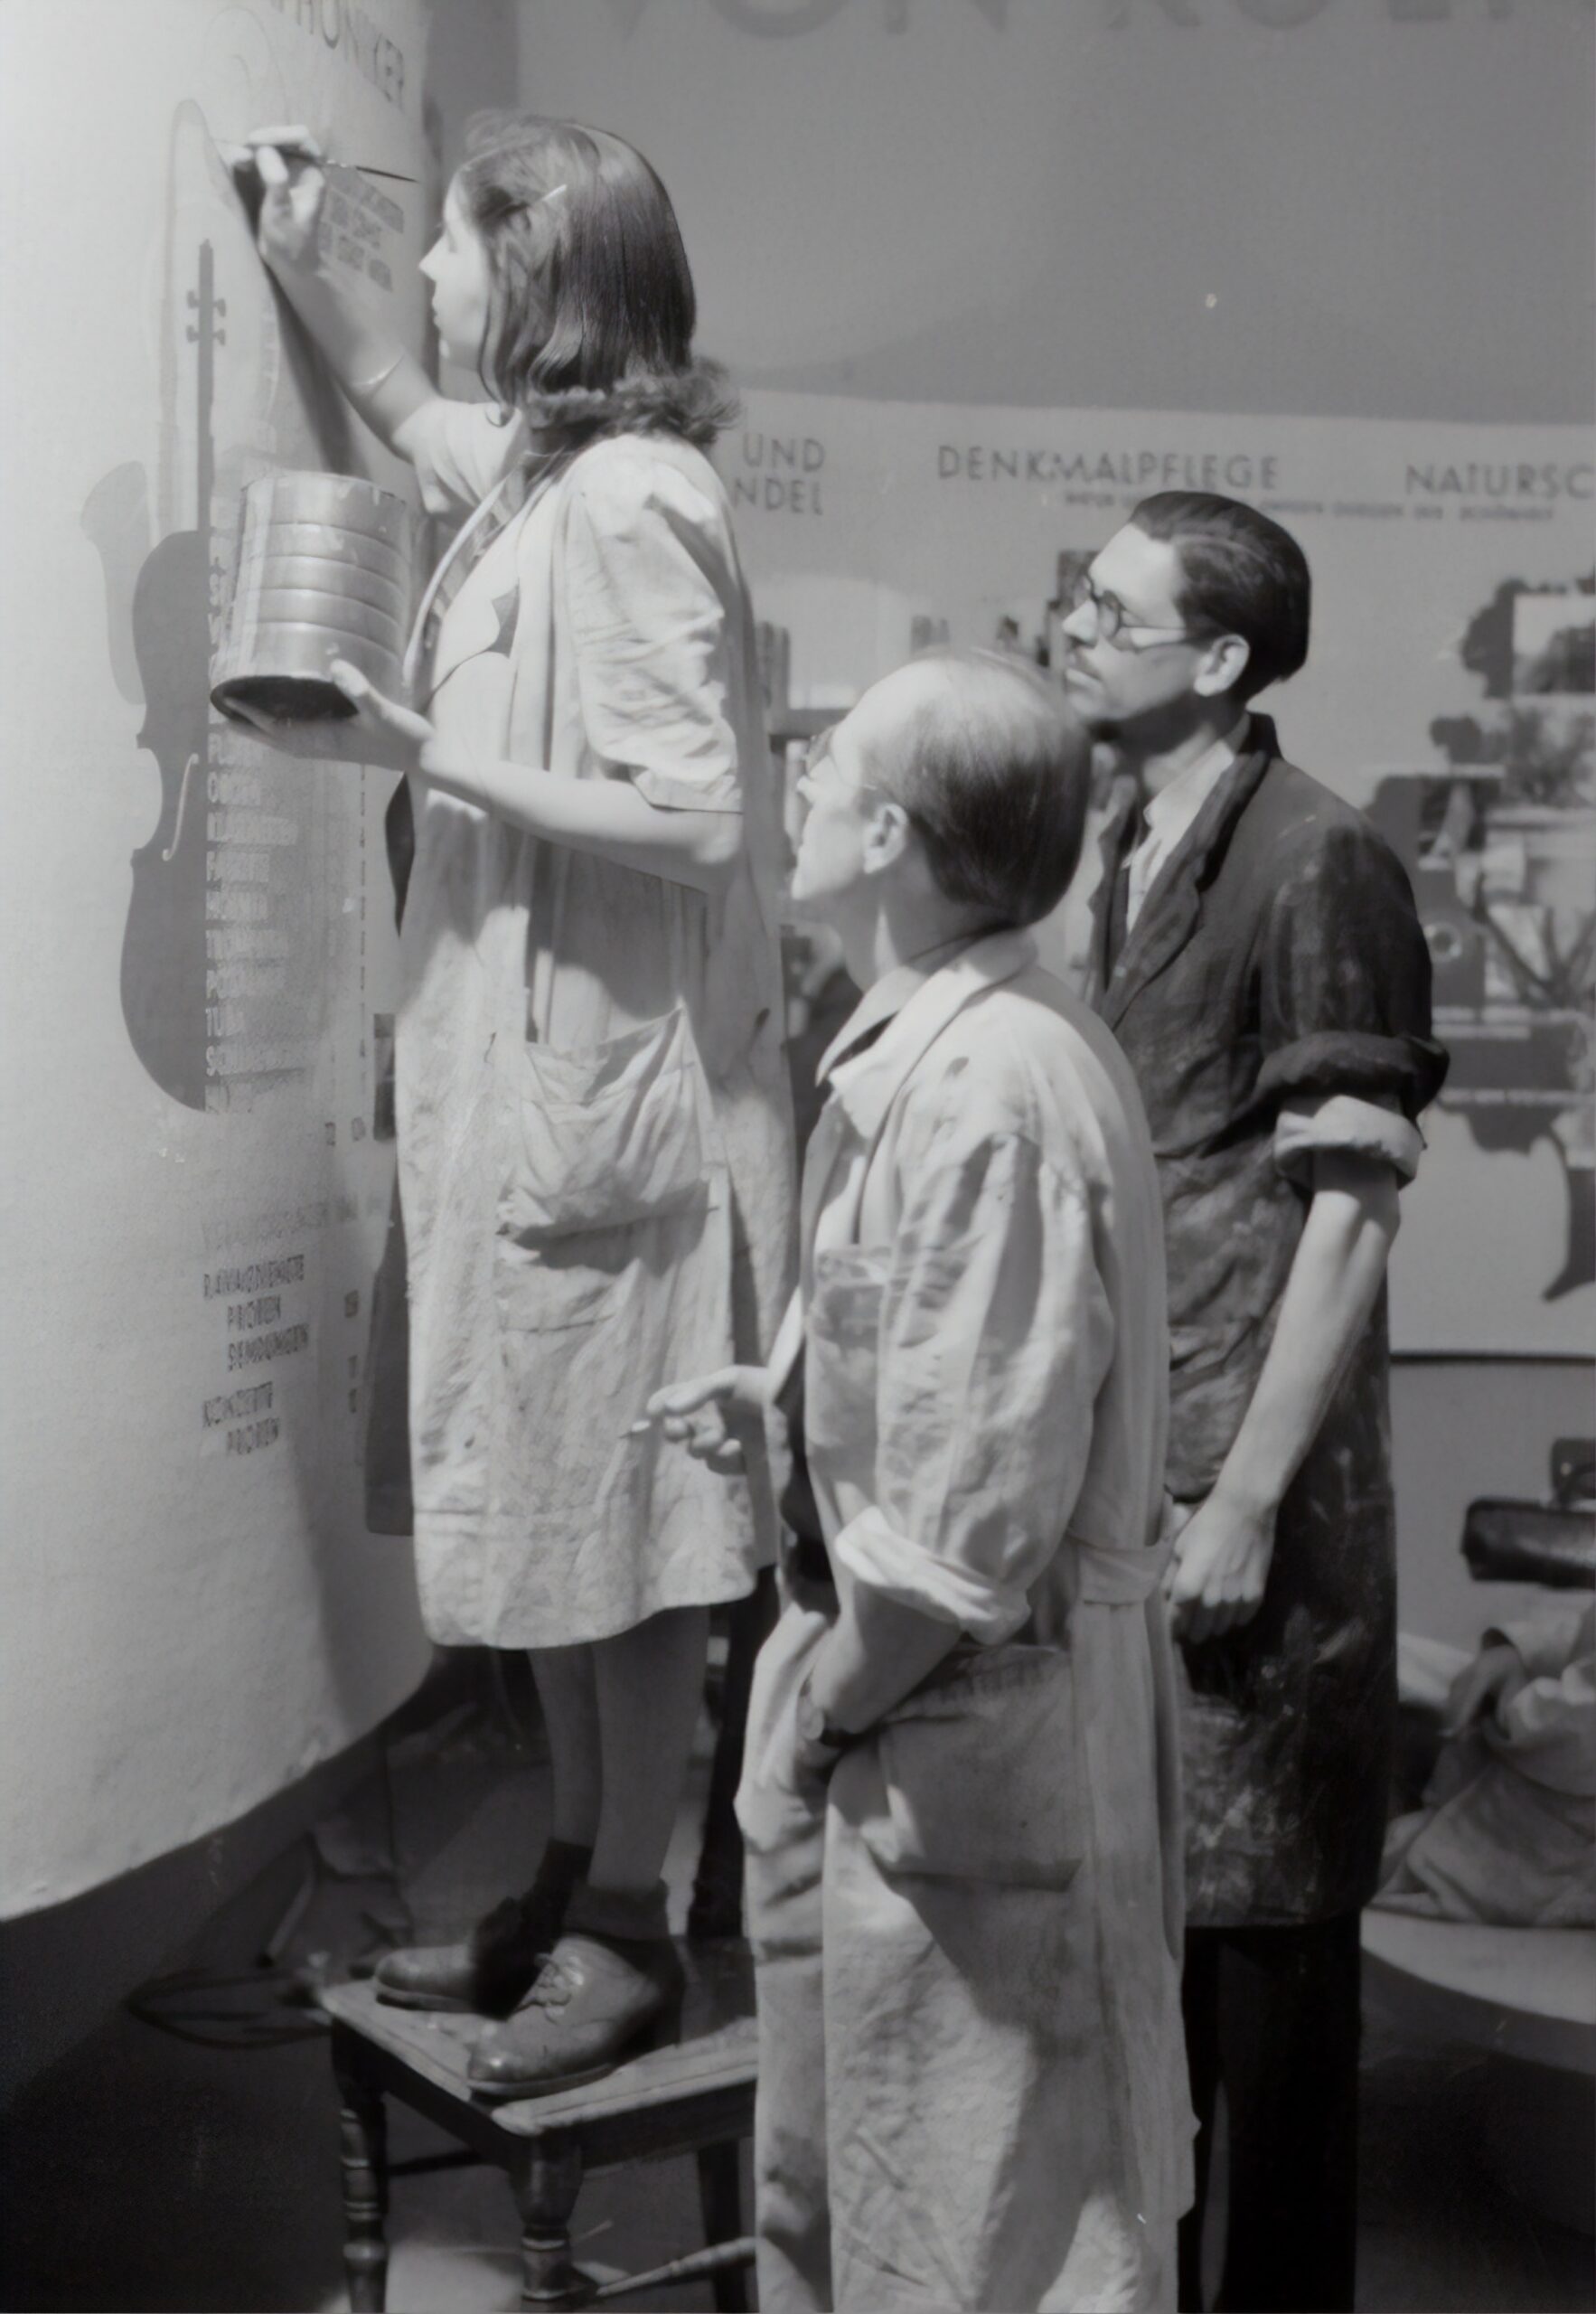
[1069,574,1205,651]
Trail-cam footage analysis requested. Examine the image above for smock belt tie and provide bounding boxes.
[1069,1531,1186,1963]
[1070,1530,1170,1604]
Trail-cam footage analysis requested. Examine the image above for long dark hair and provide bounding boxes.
[456,113,736,448]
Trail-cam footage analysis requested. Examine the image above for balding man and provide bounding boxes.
[653,653,1191,2313]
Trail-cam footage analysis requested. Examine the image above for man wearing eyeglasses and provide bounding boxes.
[1061,494,1447,2314]
[652,652,1190,2313]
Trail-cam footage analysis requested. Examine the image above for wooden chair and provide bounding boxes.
[323,1939,756,2310]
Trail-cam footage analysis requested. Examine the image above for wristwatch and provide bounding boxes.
[795,1673,854,1758]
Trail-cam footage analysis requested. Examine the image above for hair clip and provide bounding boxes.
[538,183,568,206]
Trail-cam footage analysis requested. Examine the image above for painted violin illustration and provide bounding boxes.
[82,234,223,1112]
[81,97,362,1113]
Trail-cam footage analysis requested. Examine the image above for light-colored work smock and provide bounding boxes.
[737,929,1193,2314]
[395,404,794,1648]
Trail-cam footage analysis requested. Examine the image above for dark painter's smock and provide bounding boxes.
[1089,716,1448,1927]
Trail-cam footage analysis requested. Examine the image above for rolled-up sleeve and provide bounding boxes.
[1253,818,1449,1184]
[830,1131,1115,1643]
[563,450,743,814]
[1273,1091,1425,1188]
[403,398,525,516]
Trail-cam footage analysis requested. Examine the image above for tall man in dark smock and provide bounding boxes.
[1062,494,1447,2314]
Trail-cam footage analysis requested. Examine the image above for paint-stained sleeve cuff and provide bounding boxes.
[1273,1091,1424,1190]
[831,1504,1032,1647]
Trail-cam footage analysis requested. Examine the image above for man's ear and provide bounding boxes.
[1193,632,1252,701]
[860,797,915,879]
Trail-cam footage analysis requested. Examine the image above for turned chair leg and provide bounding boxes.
[511,2134,594,2310]
[697,2140,749,2313]
[333,2060,390,2313]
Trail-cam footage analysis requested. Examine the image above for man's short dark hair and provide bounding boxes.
[1131,491,1311,701]
[868,652,1093,928]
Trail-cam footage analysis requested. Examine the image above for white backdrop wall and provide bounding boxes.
[0,0,437,1916]
[513,0,1592,428]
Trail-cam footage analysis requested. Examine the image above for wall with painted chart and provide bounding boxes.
[0,0,435,1914]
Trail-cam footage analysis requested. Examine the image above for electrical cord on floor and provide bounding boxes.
[123,1960,331,2049]
[122,1843,332,2049]
[125,1729,414,2051]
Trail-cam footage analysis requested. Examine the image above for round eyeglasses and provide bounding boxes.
[1069,575,1204,650]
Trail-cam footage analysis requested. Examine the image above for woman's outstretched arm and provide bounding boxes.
[424,748,742,895]
[247,130,441,459]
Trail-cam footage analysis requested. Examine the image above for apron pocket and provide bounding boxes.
[494,1226,632,1333]
[500,1007,710,1245]
[864,1645,1082,1889]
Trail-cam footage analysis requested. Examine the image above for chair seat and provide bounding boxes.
[323,1941,759,2310]
[324,1935,755,2136]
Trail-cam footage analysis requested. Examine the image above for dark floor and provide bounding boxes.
[3,1695,1591,2314]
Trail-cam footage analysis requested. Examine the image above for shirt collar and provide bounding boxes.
[816,926,1038,1143]
[816,930,974,1087]
[1141,713,1250,840]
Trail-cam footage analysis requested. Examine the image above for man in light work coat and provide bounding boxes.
[1063,493,1448,2314]
[653,651,1191,2312]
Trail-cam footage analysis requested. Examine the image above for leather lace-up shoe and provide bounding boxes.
[375,1839,591,2018]
[468,1883,685,2101]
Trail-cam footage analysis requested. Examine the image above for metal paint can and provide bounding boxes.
[211,471,414,725]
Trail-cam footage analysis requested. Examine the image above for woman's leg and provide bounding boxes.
[587,1605,710,1894]
[467,1605,709,2094]
[528,1641,603,1849]
[374,1646,597,2016]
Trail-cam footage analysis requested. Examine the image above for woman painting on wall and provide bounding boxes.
[246,114,793,2094]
